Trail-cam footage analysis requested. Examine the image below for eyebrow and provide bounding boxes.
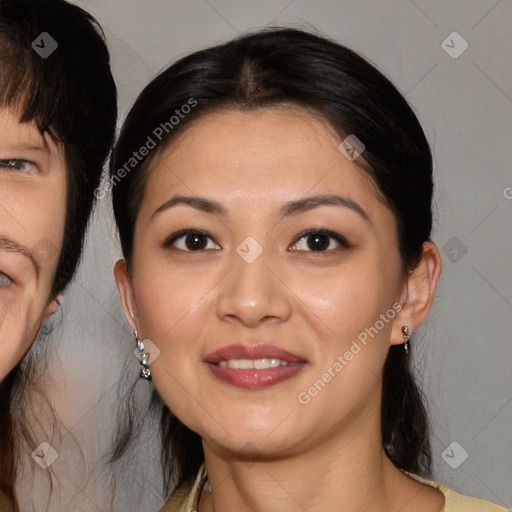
[152,194,370,223]
[20,145,48,152]
[1,132,51,152]
[0,236,36,266]
[0,145,50,161]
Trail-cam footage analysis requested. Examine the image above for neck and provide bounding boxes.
[200,416,412,512]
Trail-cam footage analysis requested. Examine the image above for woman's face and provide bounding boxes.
[118,107,414,457]
[0,108,67,380]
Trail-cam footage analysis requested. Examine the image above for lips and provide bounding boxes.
[204,344,307,390]
[205,344,305,364]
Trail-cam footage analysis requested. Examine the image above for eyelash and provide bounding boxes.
[163,228,351,253]
[0,159,37,172]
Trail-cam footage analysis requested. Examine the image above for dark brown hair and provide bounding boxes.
[110,27,433,496]
[0,0,117,508]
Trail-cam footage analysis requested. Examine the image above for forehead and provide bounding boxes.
[144,107,385,214]
[0,107,62,159]
[159,107,343,165]
[139,107,393,228]
[1,107,45,142]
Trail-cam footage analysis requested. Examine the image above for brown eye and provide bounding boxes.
[185,233,208,250]
[307,233,330,251]
[290,229,350,253]
[166,230,221,251]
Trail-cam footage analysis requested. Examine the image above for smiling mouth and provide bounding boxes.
[204,345,307,390]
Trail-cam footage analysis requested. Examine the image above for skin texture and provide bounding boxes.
[115,107,444,511]
[0,108,66,380]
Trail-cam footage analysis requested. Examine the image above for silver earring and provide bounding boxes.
[401,325,411,354]
[135,330,151,380]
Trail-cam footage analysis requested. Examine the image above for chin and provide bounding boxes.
[199,414,302,456]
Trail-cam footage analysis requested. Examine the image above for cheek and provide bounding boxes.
[134,261,214,342]
[295,258,396,343]
[132,257,219,389]
[0,287,46,379]
[135,272,213,429]
[3,184,66,283]
[29,192,66,252]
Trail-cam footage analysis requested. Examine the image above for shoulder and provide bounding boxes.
[160,465,207,512]
[159,486,193,512]
[406,472,509,512]
[161,468,510,512]
[442,487,509,512]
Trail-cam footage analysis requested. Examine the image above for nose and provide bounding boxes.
[215,246,292,328]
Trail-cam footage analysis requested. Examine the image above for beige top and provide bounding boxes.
[160,465,509,512]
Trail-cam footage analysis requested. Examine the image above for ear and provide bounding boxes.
[44,292,63,317]
[390,241,442,346]
[113,258,139,333]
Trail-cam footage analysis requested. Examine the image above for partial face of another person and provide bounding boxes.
[116,107,421,458]
[0,107,66,379]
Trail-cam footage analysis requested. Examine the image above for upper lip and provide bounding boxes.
[205,344,306,364]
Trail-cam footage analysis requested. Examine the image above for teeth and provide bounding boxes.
[254,358,269,369]
[218,358,289,369]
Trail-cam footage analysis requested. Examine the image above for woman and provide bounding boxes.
[0,0,116,509]
[111,28,507,511]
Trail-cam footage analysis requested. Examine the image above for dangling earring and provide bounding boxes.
[401,325,411,354]
[135,330,151,380]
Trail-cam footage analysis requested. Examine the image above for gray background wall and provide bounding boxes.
[17,1,512,510]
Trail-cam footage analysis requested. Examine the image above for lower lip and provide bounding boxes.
[206,362,305,390]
